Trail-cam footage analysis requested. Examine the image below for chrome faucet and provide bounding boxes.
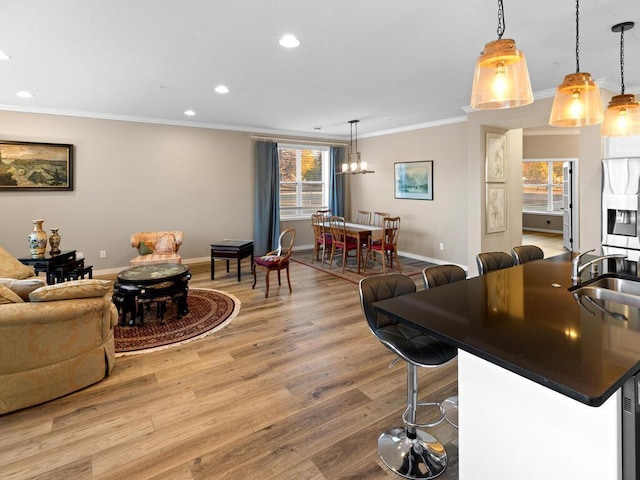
[571,249,627,285]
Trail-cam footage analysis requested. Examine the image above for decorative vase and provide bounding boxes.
[27,219,48,258]
[49,228,61,255]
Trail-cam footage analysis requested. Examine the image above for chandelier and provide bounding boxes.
[549,0,603,127]
[601,22,640,137]
[469,0,533,110]
[341,120,374,174]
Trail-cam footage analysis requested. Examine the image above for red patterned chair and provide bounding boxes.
[252,228,296,298]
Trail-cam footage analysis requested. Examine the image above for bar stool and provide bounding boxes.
[422,264,467,429]
[476,251,514,275]
[511,244,544,265]
[359,274,457,479]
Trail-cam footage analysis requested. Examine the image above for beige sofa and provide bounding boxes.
[0,246,117,415]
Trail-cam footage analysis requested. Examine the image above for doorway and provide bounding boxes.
[521,158,576,256]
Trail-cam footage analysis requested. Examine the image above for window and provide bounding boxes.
[279,144,329,219]
[522,160,564,213]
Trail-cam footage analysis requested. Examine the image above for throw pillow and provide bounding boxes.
[0,245,35,280]
[0,277,46,301]
[154,234,177,254]
[29,279,112,302]
[0,284,24,304]
[138,241,154,255]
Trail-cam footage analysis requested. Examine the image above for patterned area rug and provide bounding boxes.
[114,288,240,356]
[292,252,435,284]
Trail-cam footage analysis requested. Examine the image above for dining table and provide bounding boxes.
[323,221,383,273]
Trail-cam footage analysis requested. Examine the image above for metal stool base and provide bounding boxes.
[441,396,458,429]
[378,427,448,479]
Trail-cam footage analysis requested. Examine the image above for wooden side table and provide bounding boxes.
[210,240,254,281]
[18,250,80,284]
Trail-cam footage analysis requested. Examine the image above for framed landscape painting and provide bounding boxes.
[0,141,74,191]
[394,161,433,200]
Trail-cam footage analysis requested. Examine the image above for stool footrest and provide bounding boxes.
[402,401,445,428]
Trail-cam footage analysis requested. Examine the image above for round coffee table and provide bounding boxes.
[113,263,191,326]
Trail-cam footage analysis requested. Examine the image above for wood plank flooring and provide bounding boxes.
[0,255,458,480]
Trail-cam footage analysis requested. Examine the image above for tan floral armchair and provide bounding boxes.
[130,231,184,266]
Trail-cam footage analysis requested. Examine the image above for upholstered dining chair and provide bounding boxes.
[372,211,389,227]
[367,216,401,273]
[511,244,544,265]
[316,209,332,218]
[328,216,359,273]
[311,213,331,265]
[356,210,371,225]
[252,228,296,298]
[476,251,514,275]
[359,274,457,479]
[422,264,467,429]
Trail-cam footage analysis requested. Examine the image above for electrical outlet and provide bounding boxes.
[439,243,444,251]
[77,252,84,259]
[99,250,107,258]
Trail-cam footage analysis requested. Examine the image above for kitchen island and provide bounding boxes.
[374,253,640,480]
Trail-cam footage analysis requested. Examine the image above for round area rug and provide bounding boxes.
[114,288,240,356]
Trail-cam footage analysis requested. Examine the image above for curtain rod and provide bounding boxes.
[250,135,348,147]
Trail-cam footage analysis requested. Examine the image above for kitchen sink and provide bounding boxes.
[571,275,640,320]
[583,276,640,296]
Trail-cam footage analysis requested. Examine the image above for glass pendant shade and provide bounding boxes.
[470,39,534,109]
[601,94,640,137]
[549,72,604,127]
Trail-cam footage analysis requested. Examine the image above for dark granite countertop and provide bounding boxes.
[373,252,640,407]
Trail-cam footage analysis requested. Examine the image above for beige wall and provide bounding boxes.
[523,134,579,158]
[0,111,256,270]
[1,92,611,275]
[352,122,469,266]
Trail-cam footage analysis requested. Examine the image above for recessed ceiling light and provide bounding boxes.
[184,110,196,116]
[16,91,34,98]
[214,85,229,94]
[0,52,11,61]
[279,34,300,48]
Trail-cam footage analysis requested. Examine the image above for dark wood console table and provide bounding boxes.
[210,240,254,282]
[18,250,92,284]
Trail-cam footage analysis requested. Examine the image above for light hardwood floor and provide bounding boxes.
[0,256,458,480]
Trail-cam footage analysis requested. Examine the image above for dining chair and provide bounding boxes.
[511,244,544,265]
[367,216,401,273]
[316,209,332,218]
[355,210,371,225]
[252,228,296,298]
[421,264,467,429]
[328,216,360,273]
[359,274,456,479]
[372,211,389,227]
[311,213,331,265]
[476,251,514,275]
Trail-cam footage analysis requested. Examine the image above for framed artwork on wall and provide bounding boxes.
[486,183,506,233]
[485,132,506,183]
[394,160,433,200]
[0,140,74,191]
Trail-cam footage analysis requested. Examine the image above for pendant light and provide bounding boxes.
[601,22,640,137]
[549,0,603,127]
[470,0,533,110]
[340,120,374,174]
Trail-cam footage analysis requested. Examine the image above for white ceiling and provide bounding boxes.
[1,0,638,138]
